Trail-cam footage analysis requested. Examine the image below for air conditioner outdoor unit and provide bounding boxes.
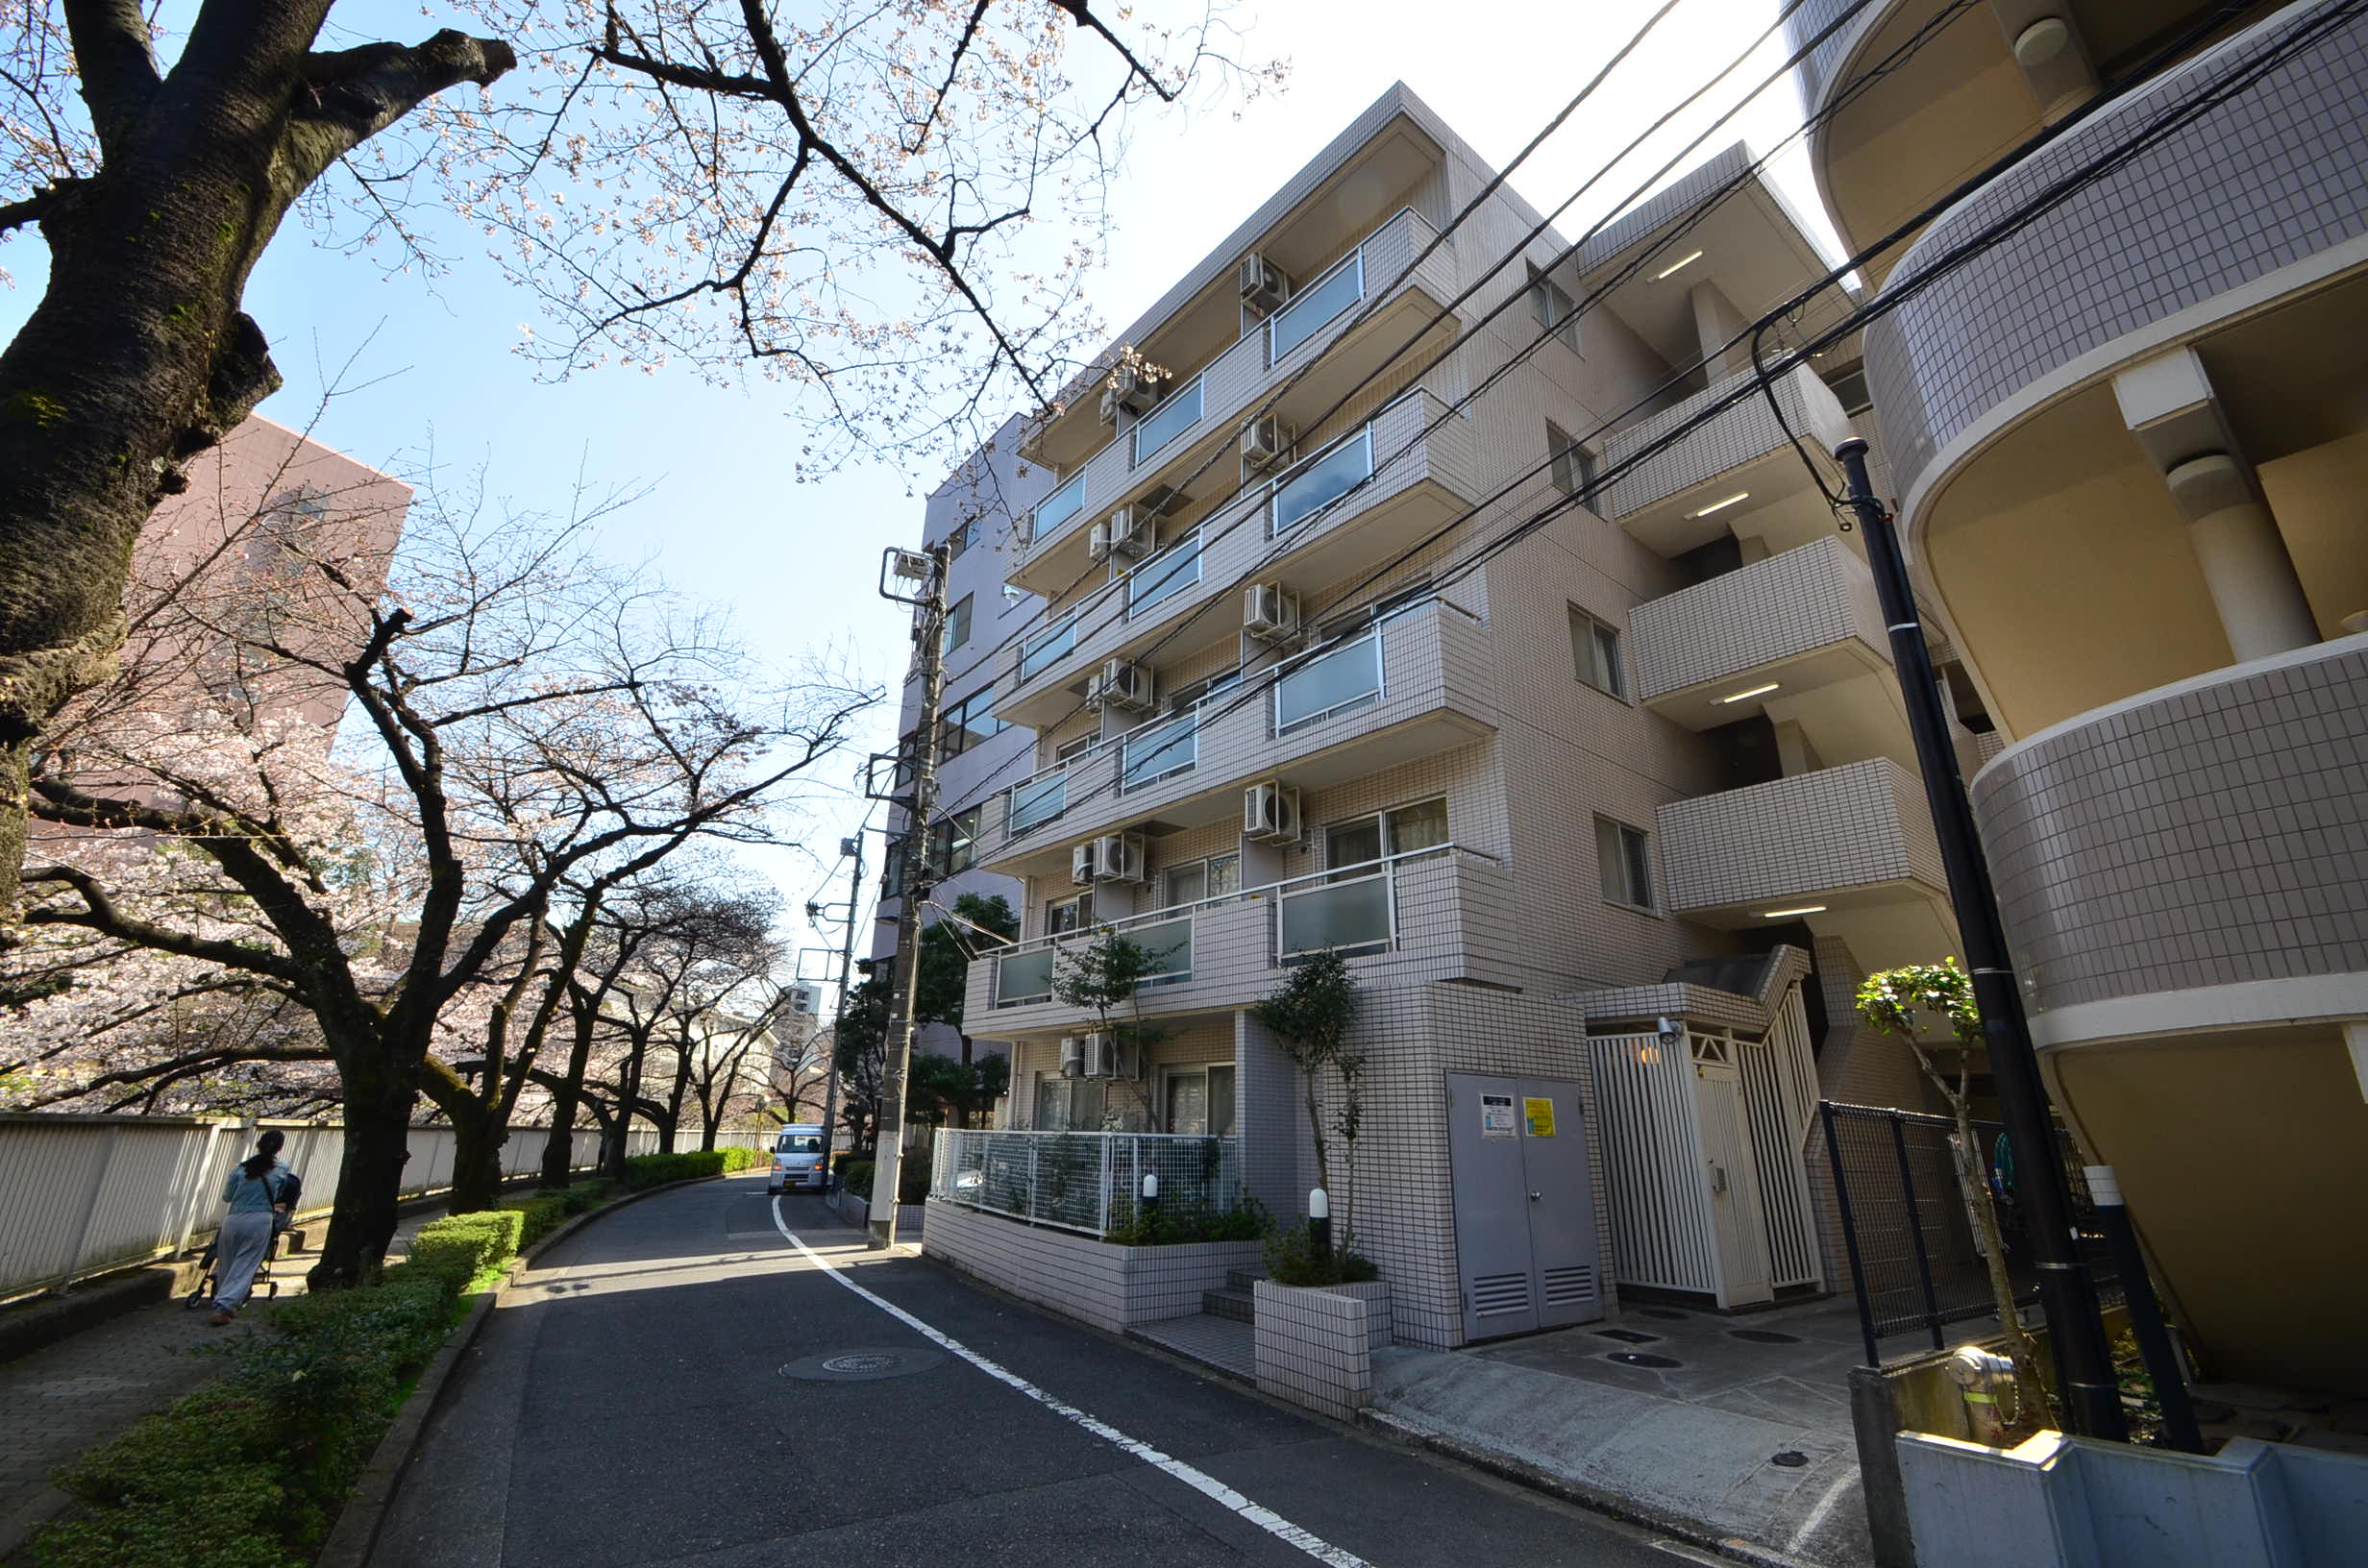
[1097,385,1121,426]
[1111,365,1160,415]
[1087,658,1155,714]
[1071,843,1098,888]
[1240,417,1289,472]
[1239,254,1287,314]
[1244,581,1301,642]
[1092,831,1147,884]
[1245,780,1302,844]
[1103,505,1155,559]
[1060,1037,1087,1078]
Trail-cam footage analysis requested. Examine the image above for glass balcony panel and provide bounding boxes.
[1271,427,1373,536]
[997,947,1055,1006]
[1273,632,1382,734]
[1121,710,1198,791]
[1127,918,1194,983]
[1127,528,1202,615]
[1278,872,1391,957]
[1268,252,1366,362]
[1129,377,1203,465]
[1019,619,1075,681]
[1009,772,1066,834]
[1032,472,1086,542]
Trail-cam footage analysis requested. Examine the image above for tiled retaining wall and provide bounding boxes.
[1254,1281,1393,1420]
[922,1199,1260,1334]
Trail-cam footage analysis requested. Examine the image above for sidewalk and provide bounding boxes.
[1369,1295,1874,1567]
[0,1207,448,1560]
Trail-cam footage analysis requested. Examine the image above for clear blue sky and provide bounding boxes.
[1,0,1832,979]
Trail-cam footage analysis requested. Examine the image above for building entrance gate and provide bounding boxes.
[1444,1072,1603,1341]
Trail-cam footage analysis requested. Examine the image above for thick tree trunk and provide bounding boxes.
[699,1120,719,1153]
[541,1014,599,1187]
[309,1053,416,1288]
[446,1108,507,1213]
[603,1041,649,1180]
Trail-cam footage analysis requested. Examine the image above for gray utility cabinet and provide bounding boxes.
[1445,1073,1603,1341]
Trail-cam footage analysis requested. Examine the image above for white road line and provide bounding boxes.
[771,1199,1371,1568]
[1786,1467,1859,1556]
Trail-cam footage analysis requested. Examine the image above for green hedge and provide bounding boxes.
[839,1159,874,1203]
[499,1180,616,1248]
[405,1210,526,1289]
[619,1146,755,1189]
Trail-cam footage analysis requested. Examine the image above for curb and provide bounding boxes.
[1352,1407,1828,1568]
[312,1172,736,1568]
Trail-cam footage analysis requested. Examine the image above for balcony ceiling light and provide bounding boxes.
[1687,490,1750,519]
[1715,681,1781,705]
[1760,905,1827,918]
[2013,16,2071,68]
[1654,250,1705,282]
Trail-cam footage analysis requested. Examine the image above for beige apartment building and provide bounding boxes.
[914,86,1970,1351]
[1792,0,2368,1392]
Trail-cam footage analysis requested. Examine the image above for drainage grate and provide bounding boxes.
[1594,1328,1662,1344]
[780,1347,946,1383]
[1729,1329,1804,1344]
[1606,1352,1683,1369]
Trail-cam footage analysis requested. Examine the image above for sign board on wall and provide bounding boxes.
[1480,1093,1517,1139]
[1524,1097,1557,1138]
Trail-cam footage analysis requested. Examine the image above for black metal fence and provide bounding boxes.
[1819,1100,2121,1365]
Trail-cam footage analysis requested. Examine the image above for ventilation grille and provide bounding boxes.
[1542,1264,1597,1307]
[1470,1272,1531,1317]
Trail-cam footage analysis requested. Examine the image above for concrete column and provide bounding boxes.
[2163,454,2319,660]
[1690,282,1752,380]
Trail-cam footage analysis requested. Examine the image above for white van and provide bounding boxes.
[767,1125,828,1195]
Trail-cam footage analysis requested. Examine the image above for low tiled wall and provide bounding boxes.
[922,1199,1260,1335]
[1253,1280,1393,1420]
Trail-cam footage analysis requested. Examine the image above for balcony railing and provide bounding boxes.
[1273,625,1385,734]
[1277,868,1395,958]
[1011,207,1452,569]
[1271,423,1375,537]
[1125,527,1202,615]
[1009,772,1066,836]
[1019,616,1076,681]
[930,1129,1242,1237]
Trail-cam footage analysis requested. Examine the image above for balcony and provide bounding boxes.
[1628,537,1890,727]
[1656,758,1956,971]
[1004,206,1462,597]
[963,845,1517,1035]
[992,389,1482,729]
[1599,363,1854,557]
[931,1129,1240,1237]
[975,595,1496,876]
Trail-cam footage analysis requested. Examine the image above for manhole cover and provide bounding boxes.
[780,1347,946,1383]
[1606,1352,1683,1369]
[1637,1308,1690,1321]
[1771,1451,1809,1468]
[1729,1329,1803,1344]
[1595,1328,1663,1344]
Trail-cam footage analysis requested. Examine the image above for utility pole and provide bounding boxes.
[812,834,865,1184]
[869,544,949,1247]
[1834,438,2126,1441]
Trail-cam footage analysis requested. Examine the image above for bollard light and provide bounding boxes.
[1308,1187,1331,1256]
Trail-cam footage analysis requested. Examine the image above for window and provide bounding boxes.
[1046,892,1095,936]
[1163,1064,1237,1136]
[881,838,910,900]
[1163,854,1240,907]
[1546,422,1598,497]
[939,595,974,656]
[1036,1074,1141,1132]
[1528,263,1580,353]
[936,687,1007,763]
[1568,606,1626,698]
[1324,796,1448,876]
[929,809,979,875]
[1823,365,1872,417]
[1595,817,1656,911]
[944,515,980,562]
[1054,730,1100,763]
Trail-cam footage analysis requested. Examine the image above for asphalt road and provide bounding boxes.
[372,1173,1701,1568]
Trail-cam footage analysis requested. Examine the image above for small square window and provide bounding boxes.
[940,595,974,656]
[1568,606,1626,698]
[1595,817,1655,912]
[1528,264,1580,354]
[1547,422,1599,498]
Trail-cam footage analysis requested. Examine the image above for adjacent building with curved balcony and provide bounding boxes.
[1798,0,2368,1392]
[879,86,1971,1355]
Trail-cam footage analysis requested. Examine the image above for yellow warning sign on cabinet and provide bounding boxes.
[1523,1097,1556,1138]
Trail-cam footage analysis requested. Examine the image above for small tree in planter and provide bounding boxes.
[1050,923,1171,1127]
[1857,958,2044,1426]
[1252,947,1367,1247]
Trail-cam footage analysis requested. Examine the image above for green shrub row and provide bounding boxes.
[36,1209,536,1568]
[1102,1199,1268,1247]
[838,1158,874,1202]
[499,1180,617,1248]
[1262,1221,1378,1287]
[619,1145,756,1189]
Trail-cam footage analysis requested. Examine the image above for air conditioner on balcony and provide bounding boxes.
[1071,843,1098,888]
[1245,780,1302,844]
[1060,1036,1087,1078]
[1097,385,1121,426]
[1240,417,1290,473]
[1088,1032,1143,1081]
[1092,831,1147,884]
[1087,658,1155,714]
[1111,364,1161,415]
[1239,253,1287,314]
[1101,505,1155,561]
[1244,581,1301,643]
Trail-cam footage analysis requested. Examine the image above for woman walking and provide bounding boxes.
[210,1130,296,1326]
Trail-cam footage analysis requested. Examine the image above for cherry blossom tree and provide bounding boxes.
[0,0,1262,920]
[4,470,871,1284]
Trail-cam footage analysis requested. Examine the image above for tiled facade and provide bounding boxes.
[922,1199,1262,1334]
[1253,1281,1393,1420]
[1656,758,1945,916]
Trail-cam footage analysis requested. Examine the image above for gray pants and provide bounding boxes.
[212,1211,276,1311]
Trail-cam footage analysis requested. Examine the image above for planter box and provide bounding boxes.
[832,1188,869,1230]
[921,1199,1261,1335]
[1253,1279,1393,1420]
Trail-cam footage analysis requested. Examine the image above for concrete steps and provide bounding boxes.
[1201,1286,1255,1323]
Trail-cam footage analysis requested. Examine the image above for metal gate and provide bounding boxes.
[1691,1049,1773,1306]
[1445,1073,1602,1341]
